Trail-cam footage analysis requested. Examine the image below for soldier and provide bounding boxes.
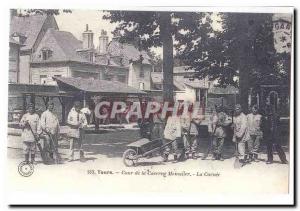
[232,104,249,165]
[181,110,201,159]
[163,115,182,162]
[40,101,60,162]
[19,103,40,164]
[210,105,231,161]
[67,101,88,161]
[247,105,262,162]
[151,111,165,140]
[263,105,288,164]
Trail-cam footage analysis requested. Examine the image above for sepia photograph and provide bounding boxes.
[4,4,294,205]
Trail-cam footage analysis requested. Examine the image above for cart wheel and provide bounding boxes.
[123,149,138,167]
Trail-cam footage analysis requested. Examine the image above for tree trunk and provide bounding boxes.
[159,12,174,103]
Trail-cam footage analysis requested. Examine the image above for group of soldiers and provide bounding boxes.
[19,100,87,164]
[140,103,289,166]
[19,99,288,167]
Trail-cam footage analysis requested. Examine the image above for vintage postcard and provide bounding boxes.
[5,6,294,205]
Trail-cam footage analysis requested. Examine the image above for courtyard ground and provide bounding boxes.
[6,128,291,204]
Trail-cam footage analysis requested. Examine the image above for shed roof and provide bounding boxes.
[53,77,146,95]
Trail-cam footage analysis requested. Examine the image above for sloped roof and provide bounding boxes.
[32,29,92,64]
[10,14,48,51]
[208,86,239,95]
[54,77,146,94]
[9,37,20,45]
[107,39,151,65]
[173,66,196,74]
[150,72,185,91]
[151,72,208,90]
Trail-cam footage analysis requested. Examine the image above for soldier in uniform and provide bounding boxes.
[263,105,288,164]
[181,109,201,159]
[247,105,263,162]
[19,103,40,164]
[151,111,165,140]
[39,101,60,162]
[232,104,249,165]
[210,105,231,160]
[67,101,88,161]
[163,115,182,162]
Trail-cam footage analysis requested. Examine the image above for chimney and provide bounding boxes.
[82,24,94,49]
[10,9,17,20]
[98,30,108,54]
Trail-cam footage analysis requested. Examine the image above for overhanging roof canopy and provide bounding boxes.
[53,77,146,95]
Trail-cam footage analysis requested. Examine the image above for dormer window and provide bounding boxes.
[41,48,52,60]
[89,52,94,62]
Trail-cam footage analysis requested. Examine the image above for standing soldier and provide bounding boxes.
[232,104,249,165]
[151,111,165,140]
[19,103,40,164]
[67,101,88,161]
[181,109,201,159]
[247,105,263,162]
[264,105,288,164]
[163,115,182,162]
[40,101,60,162]
[210,105,231,161]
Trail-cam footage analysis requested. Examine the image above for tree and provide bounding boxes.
[15,9,71,16]
[178,13,285,111]
[103,11,213,102]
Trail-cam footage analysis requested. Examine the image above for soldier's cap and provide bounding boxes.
[74,101,82,108]
[235,104,242,109]
[27,103,35,109]
[47,100,54,106]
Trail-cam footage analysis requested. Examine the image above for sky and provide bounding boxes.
[55,10,222,56]
[55,10,117,48]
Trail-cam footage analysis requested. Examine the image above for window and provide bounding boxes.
[104,74,112,81]
[117,75,126,83]
[40,75,47,84]
[139,66,144,78]
[89,52,94,62]
[139,82,144,90]
[41,48,52,60]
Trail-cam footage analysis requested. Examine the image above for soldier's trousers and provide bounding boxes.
[163,138,184,156]
[248,135,261,154]
[68,129,85,159]
[151,123,164,140]
[237,141,247,158]
[266,141,287,162]
[42,133,58,154]
[183,135,198,154]
[212,137,224,154]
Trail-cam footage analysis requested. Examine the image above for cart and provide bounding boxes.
[122,138,177,167]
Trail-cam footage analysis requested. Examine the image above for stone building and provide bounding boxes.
[9,11,153,91]
[10,13,59,83]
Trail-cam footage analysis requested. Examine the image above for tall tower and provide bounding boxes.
[98,30,109,54]
[82,24,94,49]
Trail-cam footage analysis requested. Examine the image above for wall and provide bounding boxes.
[175,86,196,102]
[69,63,100,79]
[9,43,20,83]
[19,54,31,83]
[102,67,128,84]
[129,63,151,90]
[30,64,70,84]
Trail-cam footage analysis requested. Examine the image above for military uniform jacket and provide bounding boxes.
[67,107,88,138]
[247,113,263,136]
[19,113,40,142]
[233,113,249,143]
